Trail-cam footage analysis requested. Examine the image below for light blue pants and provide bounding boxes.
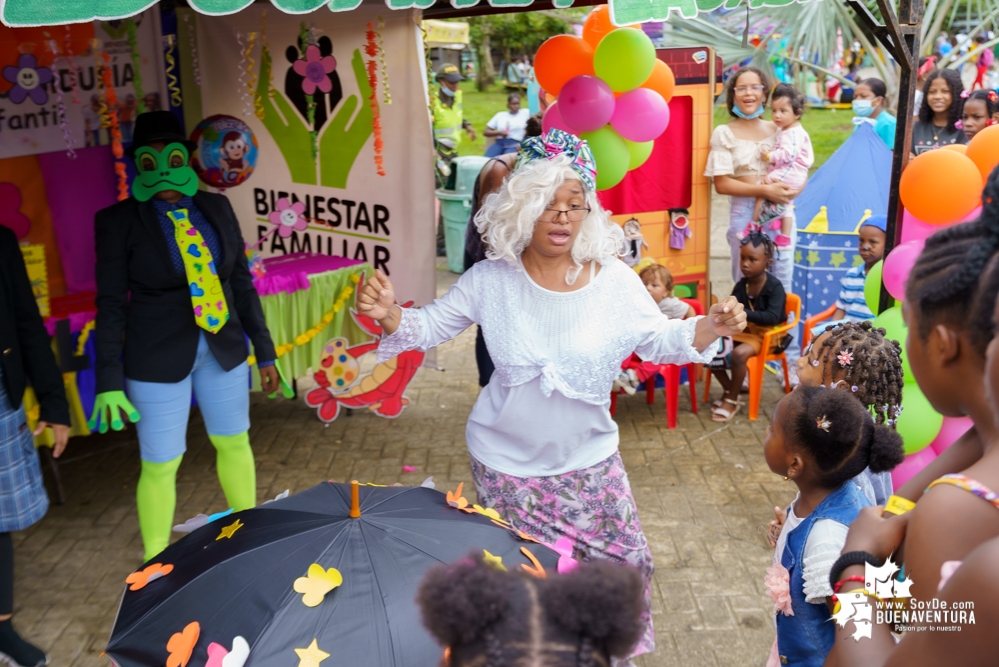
[127,333,250,463]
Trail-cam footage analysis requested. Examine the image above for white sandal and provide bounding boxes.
[712,398,742,422]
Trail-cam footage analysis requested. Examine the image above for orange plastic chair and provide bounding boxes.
[702,294,802,421]
[802,304,837,350]
[609,298,704,429]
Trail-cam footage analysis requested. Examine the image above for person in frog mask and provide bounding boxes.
[90,111,278,562]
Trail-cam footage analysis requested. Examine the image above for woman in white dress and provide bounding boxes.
[359,129,746,661]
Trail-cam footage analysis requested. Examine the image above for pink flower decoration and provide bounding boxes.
[293,45,336,96]
[268,197,307,238]
[764,563,794,616]
[549,537,580,574]
[836,350,853,367]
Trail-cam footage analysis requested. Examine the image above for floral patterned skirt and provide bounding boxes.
[470,451,655,660]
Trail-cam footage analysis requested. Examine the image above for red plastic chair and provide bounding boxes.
[610,298,703,429]
[802,304,837,350]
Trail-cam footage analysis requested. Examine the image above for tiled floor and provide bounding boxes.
[12,261,793,667]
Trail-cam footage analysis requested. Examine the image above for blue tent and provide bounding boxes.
[792,123,892,335]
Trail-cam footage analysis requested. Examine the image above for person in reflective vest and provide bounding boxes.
[433,64,476,151]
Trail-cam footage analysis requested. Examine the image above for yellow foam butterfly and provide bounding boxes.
[293,564,344,607]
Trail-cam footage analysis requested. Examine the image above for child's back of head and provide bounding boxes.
[419,554,644,667]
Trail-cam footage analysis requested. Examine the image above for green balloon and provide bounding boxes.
[895,382,943,454]
[872,305,912,380]
[625,139,654,170]
[864,260,883,314]
[582,126,629,191]
[593,28,656,92]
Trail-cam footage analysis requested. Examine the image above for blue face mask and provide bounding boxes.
[440,85,456,98]
[852,99,875,117]
[732,105,764,120]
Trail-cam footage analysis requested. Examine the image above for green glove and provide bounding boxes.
[268,361,295,400]
[88,391,141,433]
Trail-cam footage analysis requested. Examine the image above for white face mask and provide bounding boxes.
[440,85,456,98]
[852,99,875,117]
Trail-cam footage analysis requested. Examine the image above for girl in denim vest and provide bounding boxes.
[762,385,904,666]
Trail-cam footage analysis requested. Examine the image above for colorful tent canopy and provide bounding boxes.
[0,0,807,28]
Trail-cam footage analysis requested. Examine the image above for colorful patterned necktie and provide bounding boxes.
[167,208,229,334]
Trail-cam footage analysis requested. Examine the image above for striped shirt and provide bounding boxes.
[835,265,873,321]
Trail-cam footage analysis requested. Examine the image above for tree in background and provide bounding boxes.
[467,11,580,91]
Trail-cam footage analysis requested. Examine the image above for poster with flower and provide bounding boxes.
[0,11,167,159]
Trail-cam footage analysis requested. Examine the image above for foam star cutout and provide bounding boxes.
[216,519,243,541]
[294,639,329,667]
[807,250,820,266]
[829,251,846,268]
[795,250,803,263]
[482,550,507,571]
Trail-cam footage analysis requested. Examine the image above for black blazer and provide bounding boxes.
[732,273,787,327]
[0,226,70,425]
[94,192,276,393]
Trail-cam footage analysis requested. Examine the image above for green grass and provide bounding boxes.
[712,105,851,172]
[457,83,514,157]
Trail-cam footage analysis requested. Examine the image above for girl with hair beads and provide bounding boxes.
[911,69,967,154]
[960,89,999,141]
[419,553,645,667]
[764,386,904,667]
[711,232,786,421]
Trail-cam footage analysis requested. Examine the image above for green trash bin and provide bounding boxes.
[437,189,472,274]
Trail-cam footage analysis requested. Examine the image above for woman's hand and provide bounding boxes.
[33,422,70,458]
[843,506,910,562]
[763,182,795,205]
[708,296,747,337]
[358,270,401,333]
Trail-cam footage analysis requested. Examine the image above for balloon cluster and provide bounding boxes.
[534,6,674,191]
[874,130,998,488]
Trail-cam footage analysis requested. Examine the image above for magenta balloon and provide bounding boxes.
[610,88,670,142]
[929,416,974,455]
[882,239,925,302]
[891,446,938,490]
[556,75,615,134]
[960,205,982,222]
[542,102,577,135]
[900,209,938,244]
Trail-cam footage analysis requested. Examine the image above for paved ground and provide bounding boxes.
[12,257,793,667]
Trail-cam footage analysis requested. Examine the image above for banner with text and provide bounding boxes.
[196,7,435,307]
[0,11,166,159]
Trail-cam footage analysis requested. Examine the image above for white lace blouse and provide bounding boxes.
[377,257,717,477]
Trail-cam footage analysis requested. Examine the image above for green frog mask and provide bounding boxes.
[131,142,199,202]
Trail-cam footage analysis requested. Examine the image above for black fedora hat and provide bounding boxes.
[126,110,198,158]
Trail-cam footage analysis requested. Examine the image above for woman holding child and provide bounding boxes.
[358,129,747,660]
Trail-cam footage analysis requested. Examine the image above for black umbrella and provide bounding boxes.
[106,481,560,667]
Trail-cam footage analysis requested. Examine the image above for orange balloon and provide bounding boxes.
[940,144,967,154]
[642,59,675,104]
[582,5,641,49]
[966,124,999,184]
[534,35,594,97]
[900,150,982,224]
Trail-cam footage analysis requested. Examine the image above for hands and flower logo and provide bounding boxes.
[294,44,336,96]
[2,54,53,105]
[268,197,308,238]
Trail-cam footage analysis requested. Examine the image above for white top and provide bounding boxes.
[486,109,532,142]
[377,257,716,477]
[773,492,850,605]
[704,124,775,181]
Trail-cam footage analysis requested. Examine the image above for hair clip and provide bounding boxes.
[887,419,895,426]
[851,385,859,392]
[816,416,832,432]
[836,350,853,367]
[961,90,971,99]
[811,359,820,367]
[989,91,998,103]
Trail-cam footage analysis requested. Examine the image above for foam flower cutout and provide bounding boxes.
[125,563,174,591]
[166,621,200,667]
[520,547,547,579]
[293,45,337,95]
[836,350,853,367]
[3,54,54,105]
[551,537,580,574]
[293,564,343,607]
[269,197,308,238]
[446,483,469,510]
[206,636,250,667]
[765,563,794,616]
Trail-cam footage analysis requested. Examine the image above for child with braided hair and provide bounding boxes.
[763,385,904,667]
[960,89,999,142]
[418,553,645,667]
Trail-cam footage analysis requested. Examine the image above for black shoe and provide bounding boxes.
[436,246,447,257]
[0,621,48,667]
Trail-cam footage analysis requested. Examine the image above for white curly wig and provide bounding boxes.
[473,154,625,284]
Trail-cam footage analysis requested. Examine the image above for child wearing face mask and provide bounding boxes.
[754,84,813,248]
[851,78,897,149]
[960,89,999,141]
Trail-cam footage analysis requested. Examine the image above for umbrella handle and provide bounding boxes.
[350,480,361,518]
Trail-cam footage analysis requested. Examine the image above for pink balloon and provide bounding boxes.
[556,75,615,134]
[901,206,984,243]
[610,88,670,142]
[930,416,973,455]
[960,205,983,222]
[882,239,925,301]
[891,446,939,490]
[542,102,577,135]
